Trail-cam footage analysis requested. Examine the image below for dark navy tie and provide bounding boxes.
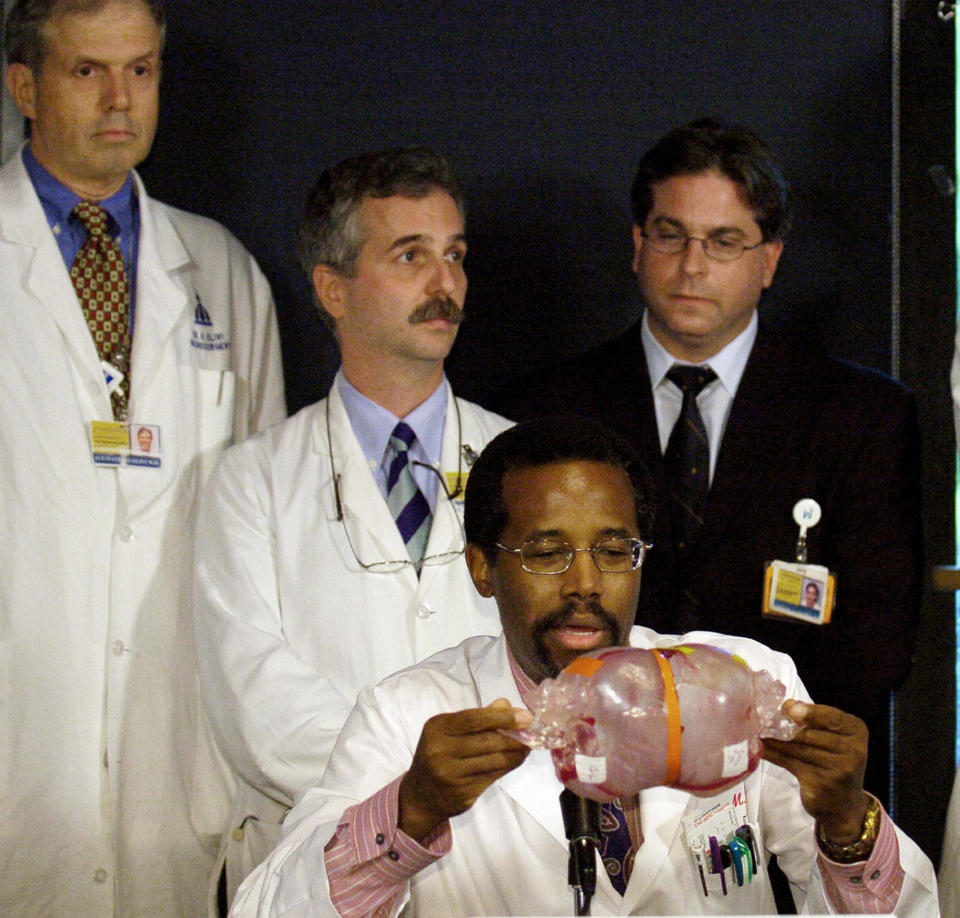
[664,365,717,554]
[599,799,634,895]
[385,422,432,567]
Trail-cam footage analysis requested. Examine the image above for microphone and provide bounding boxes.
[559,788,600,916]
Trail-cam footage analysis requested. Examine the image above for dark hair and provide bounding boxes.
[630,118,791,241]
[464,416,655,561]
[5,0,166,72]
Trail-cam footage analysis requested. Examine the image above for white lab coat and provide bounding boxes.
[0,148,285,917]
[232,629,939,918]
[941,767,960,918]
[193,381,511,906]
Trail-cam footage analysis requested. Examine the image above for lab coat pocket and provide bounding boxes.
[191,367,237,485]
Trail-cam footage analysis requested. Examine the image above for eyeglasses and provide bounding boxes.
[641,226,765,262]
[325,395,471,573]
[333,463,466,571]
[495,537,651,574]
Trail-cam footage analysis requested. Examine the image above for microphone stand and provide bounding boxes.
[560,788,600,916]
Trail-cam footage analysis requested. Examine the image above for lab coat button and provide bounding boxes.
[112,640,125,656]
[416,604,432,619]
[93,868,108,884]
[118,525,133,542]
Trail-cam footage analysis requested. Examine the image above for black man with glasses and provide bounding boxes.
[193,148,511,913]
[493,119,922,815]
[231,417,935,918]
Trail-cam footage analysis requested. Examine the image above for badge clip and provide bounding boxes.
[792,498,821,563]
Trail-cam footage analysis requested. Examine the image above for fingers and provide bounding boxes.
[783,700,864,737]
[399,701,533,841]
[762,701,869,831]
[433,698,532,739]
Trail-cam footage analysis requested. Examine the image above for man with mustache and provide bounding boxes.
[0,1,284,915]
[193,147,512,913]
[231,418,936,917]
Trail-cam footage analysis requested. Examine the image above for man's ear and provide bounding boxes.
[466,544,494,598]
[630,223,644,275]
[6,63,37,120]
[311,264,347,325]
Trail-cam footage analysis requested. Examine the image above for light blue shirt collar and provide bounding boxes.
[336,369,448,507]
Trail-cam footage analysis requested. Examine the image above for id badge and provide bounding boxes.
[90,421,162,469]
[763,560,835,624]
[762,498,835,624]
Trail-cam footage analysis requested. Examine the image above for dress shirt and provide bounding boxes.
[23,143,140,324]
[323,639,902,917]
[642,309,757,483]
[338,370,447,511]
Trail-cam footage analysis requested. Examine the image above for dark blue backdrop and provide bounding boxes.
[140,1,894,414]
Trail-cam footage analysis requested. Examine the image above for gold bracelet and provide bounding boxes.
[817,795,882,864]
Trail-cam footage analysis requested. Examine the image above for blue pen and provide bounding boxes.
[728,839,744,886]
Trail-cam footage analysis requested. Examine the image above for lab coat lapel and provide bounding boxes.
[0,153,107,411]
[321,386,415,577]
[620,787,689,911]
[418,389,469,593]
[127,173,193,412]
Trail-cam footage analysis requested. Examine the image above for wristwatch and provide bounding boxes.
[816,794,882,864]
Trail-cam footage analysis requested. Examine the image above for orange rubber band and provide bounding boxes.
[563,656,605,678]
[652,649,682,785]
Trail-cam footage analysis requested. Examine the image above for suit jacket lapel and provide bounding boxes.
[695,328,796,556]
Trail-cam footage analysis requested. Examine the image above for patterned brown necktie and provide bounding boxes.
[71,201,131,421]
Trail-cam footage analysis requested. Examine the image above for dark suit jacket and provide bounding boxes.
[492,320,923,725]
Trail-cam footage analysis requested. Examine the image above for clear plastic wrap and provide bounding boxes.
[508,644,800,802]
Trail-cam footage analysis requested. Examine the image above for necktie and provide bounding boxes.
[663,364,717,554]
[385,422,433,568]
[71,201,131,421]
[599,799,636,895]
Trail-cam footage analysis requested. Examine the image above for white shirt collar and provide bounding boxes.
[640,309,758,399]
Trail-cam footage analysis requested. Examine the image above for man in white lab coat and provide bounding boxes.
[0,1,285,915]
[232,418,938,918]
[193,147,511,911]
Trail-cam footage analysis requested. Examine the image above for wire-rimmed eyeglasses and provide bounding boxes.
[325,395,470,573]
[332,462,467,572]
[641,225,765,262]
[495,537,652,575]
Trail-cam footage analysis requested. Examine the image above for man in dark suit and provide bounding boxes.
[494,119,922,805]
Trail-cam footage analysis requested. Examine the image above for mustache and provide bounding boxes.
[408,295,465,325]
[532,600,625,678]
